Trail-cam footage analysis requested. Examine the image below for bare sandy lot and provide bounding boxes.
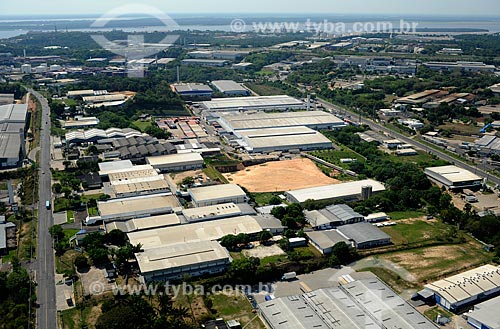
[224,158,340,193]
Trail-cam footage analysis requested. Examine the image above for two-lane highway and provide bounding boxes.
[317,98,500,186]
[29,89,57,329]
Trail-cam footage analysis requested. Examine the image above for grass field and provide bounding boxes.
[380,220,450,245]
[371,240,492,283]
[388,151,446,166]
[132,120,152,132]
[252,192,281,206]
[439,122,480,136]
[310,147,366,169]
[388,210,427,220]
[245,83,285,96]
[210,292,265,329]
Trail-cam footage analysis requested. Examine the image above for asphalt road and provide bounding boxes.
[29,89,57,329]
[317,98,500,186]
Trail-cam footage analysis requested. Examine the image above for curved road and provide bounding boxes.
[317,98,500,186]
[29,89,57,329]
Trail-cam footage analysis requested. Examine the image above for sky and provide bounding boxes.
[1,0,499,17]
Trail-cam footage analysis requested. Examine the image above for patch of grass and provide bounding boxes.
[81,194,105,203]
[388,151,445,166]
[380,220,449,245]
[0,182,7,190]
[203,166,229,184]
[376,240,493,283]
[1,249,17,263]
[251,192,281,206]
[66,210,74,223]
[424,306,454,322]
[310,147,366,169]
[210,293,265,329]
[260,254,287,266]
[388,210,426,220]
[246,83,284,96]
[132,120,152,132]
[87,207,99,217]
[56,249,79,275]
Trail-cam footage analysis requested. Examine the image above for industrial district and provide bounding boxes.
[0,6,500,329]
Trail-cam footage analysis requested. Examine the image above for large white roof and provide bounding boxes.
[221,110,344,131]
[425,165,482,184]
[127,215,262,249]
[202,95,304,111]
[135,240,230,274]
[188,184,246,203]
[146,152,204,166]
[425,265,500,304]
[286,179,385,203]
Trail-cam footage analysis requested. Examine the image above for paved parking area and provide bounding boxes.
[53,211,67,225]
[80,267,115,296]
[55,273,75,311]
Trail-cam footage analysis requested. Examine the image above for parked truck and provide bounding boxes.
[45,200,51,210]
[281,272,297,281]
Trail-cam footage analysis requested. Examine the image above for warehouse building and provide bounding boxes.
[189,184,247,207]
[467,295,500,329]
[170,83,213,100]
[96,194,181,222]
[305,204,364,230]
[336,222,391,249]
[106,164,161,184]
[113,180,170,198]
[211,80,250,96]
[306,230,351,254]
[98,160,134,177]
[424,165,483,190]
[127,215,263,249]
[146,153,204,172]
[0,103,29,168]
[104,213,181,233]
[219,111,345,132]
[63,116,100,129]
[65,128,143,145]
[423,264,500,313]
[285,179,386,203]
[182,203,255,223]
[201,95,305,112]
[259,276,436,329]
[236,126,333,153]
[136,240,231,283]
[181,59,229,67]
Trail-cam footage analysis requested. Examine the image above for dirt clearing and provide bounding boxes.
[224,158,339,192]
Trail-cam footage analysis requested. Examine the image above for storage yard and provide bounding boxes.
[224,158,340,192]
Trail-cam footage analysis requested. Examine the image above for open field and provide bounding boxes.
[310,147,366,169]
[366,241,492,284]
[380,220,450,245]
[224,158,339,193]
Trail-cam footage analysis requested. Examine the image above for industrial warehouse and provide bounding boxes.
[201,95,305,112]
[218,110,346,132]
[211,80,250,96]
[285,179,386,203]
[424,165,483,190]
[0,103,29,168]
[216,111,345,153]
[422,264,500,313]
[259,275,437,329]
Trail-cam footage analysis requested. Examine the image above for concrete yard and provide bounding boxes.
[224,158,340,192]
[243,244,285,259]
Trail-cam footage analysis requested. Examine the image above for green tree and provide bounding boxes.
[259,230,273,244]
[74,254,90,271]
